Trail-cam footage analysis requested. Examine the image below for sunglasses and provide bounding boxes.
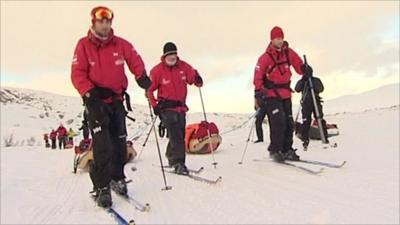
[94,8,113,21]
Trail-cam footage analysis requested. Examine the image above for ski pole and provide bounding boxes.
[294,81,309,123]
[303,55,328,144]
[238,111,258,164]
[136,116,157,161]
[148,102,172,191]
[198,87,218,168]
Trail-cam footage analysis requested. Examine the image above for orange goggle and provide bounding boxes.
[93,8,113,21]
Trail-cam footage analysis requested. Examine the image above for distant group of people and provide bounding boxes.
[44,124,78,149]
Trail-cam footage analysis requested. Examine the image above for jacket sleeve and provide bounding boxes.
[123,41,147,79]
[253,54,268,91]
[185,62,202,87]
[71,40,95,96]
[289,48,304,76]
[146,67,160,108]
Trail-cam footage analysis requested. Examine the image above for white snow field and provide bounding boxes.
[1,84,399,224]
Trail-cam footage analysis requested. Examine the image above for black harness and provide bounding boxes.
[157,98,186,111]
[263,48,293,99]
[266,48,291,76]
[94,87,135,122]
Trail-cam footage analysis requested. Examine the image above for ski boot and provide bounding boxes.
[92,186,112,208]
[283,148,300,161]
[174,163,189,175]
[269,151,285,162]
[110,179,131,196]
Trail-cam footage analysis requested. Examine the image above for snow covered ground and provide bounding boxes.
[1,84,399,224]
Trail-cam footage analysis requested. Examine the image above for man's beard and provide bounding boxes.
[96,29,110,38]
[166,59,177,66]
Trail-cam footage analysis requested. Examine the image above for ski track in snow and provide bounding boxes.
[1,86,399,224]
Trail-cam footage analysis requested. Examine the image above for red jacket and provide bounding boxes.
[71,29,146,97]
[146,56,202,112]
[50,131,57,140]
[253,42,303,99]
[43,134,49,141]
[57,126,67,138]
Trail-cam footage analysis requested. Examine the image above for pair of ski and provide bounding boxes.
[253,158,346,175]
[90,181,150,225]
[160,165,222,185]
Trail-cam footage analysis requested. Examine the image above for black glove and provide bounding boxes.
[301,64,313,78]
[195,74,203,86]
[83,88,107,124]
[158,121,166,138]
[255,90,267,101]
[153,103,162,116]
[136,72,152,90]
[254,90,267,107]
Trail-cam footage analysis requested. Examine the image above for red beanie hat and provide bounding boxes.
[91,6,114,24]
[270,26,284,40]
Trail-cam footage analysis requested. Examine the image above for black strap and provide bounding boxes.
[94,87,133,112]
[266,49,291,75]
[263,79,293,100]
[126,114,136,122]
[124,92,132,112]
[270,85,283,100]
[158,99,185,110]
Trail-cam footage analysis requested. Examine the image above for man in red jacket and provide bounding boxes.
[146,42,203,175]
[253,26,313,162]
[56,124,67,150]
[49,130,57,149]
[71,6,151,208]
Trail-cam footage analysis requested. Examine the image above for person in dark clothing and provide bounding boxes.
[254,96,267,143]
[44,133,50,148]
[50,130,57,149]
[146,42,204,175]
[295,74,329,149]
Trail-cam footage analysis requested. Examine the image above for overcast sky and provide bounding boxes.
[1,1,399,113]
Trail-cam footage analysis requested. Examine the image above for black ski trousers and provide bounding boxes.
[159,111,186,166]
[86,100,127,189]
[255,105,268,142]
[301,97,328,142]
[265,97,294,154]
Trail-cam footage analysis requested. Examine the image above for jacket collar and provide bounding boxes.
[266,41,289,56]
[88,28,116,47]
